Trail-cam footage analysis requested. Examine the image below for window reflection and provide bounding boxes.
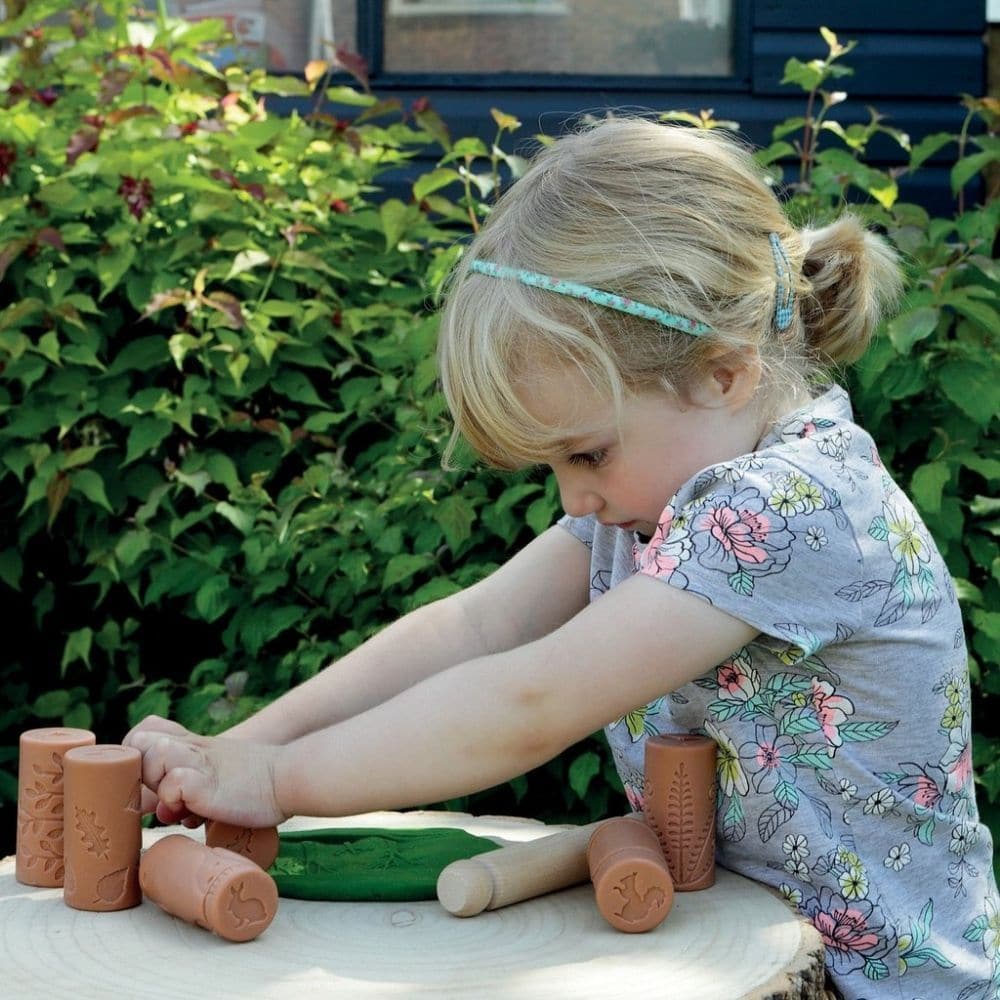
[383,0,734,76]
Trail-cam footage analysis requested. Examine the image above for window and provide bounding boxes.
[160,2,736,81]
[165,1,343,71]
[380,0,735,77]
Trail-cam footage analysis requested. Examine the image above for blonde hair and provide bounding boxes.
[437,117,903,470]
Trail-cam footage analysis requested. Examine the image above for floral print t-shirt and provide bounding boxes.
[559,385,999,1000]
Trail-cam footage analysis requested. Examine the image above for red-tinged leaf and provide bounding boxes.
[143,289,190,317]
[282,222,318,247]
[66,125,100,166]
[414,107,451,152]
[99,69,130,105]
[106,105,158,126]
[211,168,239,188]
[356,97,403,125]
[0,238,29,281]
[333,45,369,90]
[46,471,71,529]
[117,175,154,220]
[244,182,266,201]
[35,227,65,252]
[148,48,174,74]
[0,142,15,182]
[204,291,244,328]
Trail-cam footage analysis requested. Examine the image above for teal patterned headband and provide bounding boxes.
[468,259,713,337]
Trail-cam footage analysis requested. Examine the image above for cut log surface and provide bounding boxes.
[1,811,826,999]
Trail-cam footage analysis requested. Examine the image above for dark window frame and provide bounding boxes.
[354,0,752,92]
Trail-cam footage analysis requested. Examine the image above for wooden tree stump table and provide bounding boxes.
[1,811,827,999]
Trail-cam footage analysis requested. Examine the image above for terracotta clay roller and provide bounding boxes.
[63,744,143,911]
[437,820,605,916]
[587,816,674,932]
[140,834,279,942]
[643,733,718,891]
[205,820,280,870]
[16,727,96,887]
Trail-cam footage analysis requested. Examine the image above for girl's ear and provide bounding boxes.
[688,350,762,410]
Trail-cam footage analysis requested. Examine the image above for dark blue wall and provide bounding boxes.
[321,1,988,214]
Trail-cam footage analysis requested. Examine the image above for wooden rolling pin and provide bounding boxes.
[436,819,607,916]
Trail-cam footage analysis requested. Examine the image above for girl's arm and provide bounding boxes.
[136,526,592,747]
[126,573,758,827]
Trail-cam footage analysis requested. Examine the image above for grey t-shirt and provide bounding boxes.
[559,385,999,1000]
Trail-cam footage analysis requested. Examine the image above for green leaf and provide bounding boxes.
[972,610,1000,642]
[71,468,113,512]
[780,58,824,92]
[525,497,556,536]
[195,574,232,623]
[413,168,461,202]
[227,352,249,388]
[910,462,951,515]
[886,307,939,353]
[61,627,93,675]
[433,495,476,553]
[952,151,998,194]
[382,553,434,590]
[97,244,137,299]
[0,548,23,590]
[115,529,153,567]
[910,132,954,171]
[106,336,170,375]
[939,362,1000,426]
[127,682,173,727]
[568,751,601,801]
[943,293,1000,334]
[64,702,93,730]
[123,416,172,465]
[379,198,414,251]
[205,453,241,492]
[33,689,71,717]
[215,501,255,535]
[324,85,377,106]
[226,249,271,280]
[273,370,325,407]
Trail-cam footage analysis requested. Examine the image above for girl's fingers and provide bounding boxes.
[123,714,190,745]
[156,766,212,820]
[140,785,159,815]
[127,731,206,796]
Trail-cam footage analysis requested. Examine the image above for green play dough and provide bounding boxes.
[268,827,500,901]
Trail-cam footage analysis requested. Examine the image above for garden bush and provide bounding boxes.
[0,8,996,856]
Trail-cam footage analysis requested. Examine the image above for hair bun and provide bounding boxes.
[797,214,903,366]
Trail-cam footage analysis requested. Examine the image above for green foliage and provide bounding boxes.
[0,1,564,827]
[0,13,995,839]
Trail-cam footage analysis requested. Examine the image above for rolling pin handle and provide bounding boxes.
[436,858,494,916]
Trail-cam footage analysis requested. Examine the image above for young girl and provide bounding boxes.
[125,119,998,999]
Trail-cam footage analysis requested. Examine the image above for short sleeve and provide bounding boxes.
[635,455,865,661]
[557,512,595,548]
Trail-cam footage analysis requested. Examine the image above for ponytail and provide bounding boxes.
[797,214,904,366]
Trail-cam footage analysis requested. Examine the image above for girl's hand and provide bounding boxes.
[123,723,288,828]
[123,715,202,825]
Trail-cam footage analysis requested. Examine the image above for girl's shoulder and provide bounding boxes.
[681,384,886,516]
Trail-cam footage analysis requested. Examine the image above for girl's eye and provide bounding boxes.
[568,449,608,469]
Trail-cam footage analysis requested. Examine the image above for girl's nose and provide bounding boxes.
[558,479,604,519]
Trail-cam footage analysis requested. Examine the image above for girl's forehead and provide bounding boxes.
[513,367,615,438]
